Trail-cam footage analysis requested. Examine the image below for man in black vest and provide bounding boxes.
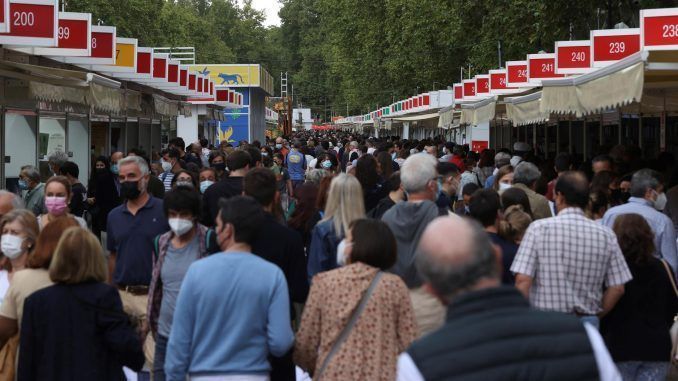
[396,216,621,381]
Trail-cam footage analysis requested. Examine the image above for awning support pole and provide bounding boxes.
[556,117,560,156]
[618,109,623,145]
[583,119,588,161]
[568,117,573,155]
[638,104,643,150]
[545,121,549,159]
[661,91,666,152]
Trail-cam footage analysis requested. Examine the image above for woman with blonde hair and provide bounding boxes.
[17,227,144,381]
[493,165,514,192]
[307,173,365,281]
[0,209,39,281]
[499,204,533,245]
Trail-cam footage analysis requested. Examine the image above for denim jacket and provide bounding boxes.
[307,218,342,283]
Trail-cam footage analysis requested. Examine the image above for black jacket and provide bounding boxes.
[18,282,144,381]
[601,258,678,362]
[87,171,121,234]
[368,196,395,219]
[408,287,599,381]
[201,176,244,226]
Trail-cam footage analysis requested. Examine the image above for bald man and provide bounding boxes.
[0,190,23,219]
[396,217,622,381]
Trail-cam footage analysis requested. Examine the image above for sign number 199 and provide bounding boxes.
[13,11,34,27]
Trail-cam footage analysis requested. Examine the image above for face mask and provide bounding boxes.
[175,180,194,189]
[499,182,512,191]
[321,160,332,169]
[1,234,24,259]
[620,191,631,204]
[654,191,668,211]
[336,239,352,266]
[212,163,226,172]
[161,160,173,173]
[200,180,214,194]
[45,196,68,216]
[391,152,397,160]
[275,144,283,150]
[261,152,269,157]
[110,164,119,175]
[17,180,28,190]
[120,180,141,200]
[436,180,444,199]
[169,218,194,236]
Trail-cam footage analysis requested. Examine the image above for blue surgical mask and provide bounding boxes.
[110,164,119,175]
[391,152,397,160]
[275,144,283,150]
[17,179,27,190]
[200,180,214,194]
[321,160,332,169]
[262,152,269,157]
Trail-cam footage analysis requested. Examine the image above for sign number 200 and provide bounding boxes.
[13,11,34,27]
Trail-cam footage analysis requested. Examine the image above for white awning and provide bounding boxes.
[438,105,456,128]
[505,92,548,126]
[459,96,497,126]
[390,112,439,122]
[541,51,647,117]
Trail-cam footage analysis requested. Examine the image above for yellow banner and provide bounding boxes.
[115,43,136,68]
[188,64,274,95]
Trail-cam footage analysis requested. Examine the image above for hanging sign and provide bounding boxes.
[506,60,529,87]
[0,0,9,33]
[527,53,564,85]
[0,0,58,46]
[641,8,678,51]
[462,79,476,98]
[453,84,463,100]
[555,40,591,74]
[591,28,641,67]
[21,11,90,56]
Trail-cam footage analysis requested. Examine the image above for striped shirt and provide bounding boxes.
[159,172,175,192]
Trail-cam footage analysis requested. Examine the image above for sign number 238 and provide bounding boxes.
[663,24,678,38]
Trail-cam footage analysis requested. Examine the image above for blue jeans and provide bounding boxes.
[617,361,669,381]
[153,335,169,381]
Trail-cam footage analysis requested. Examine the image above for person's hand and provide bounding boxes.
[86,197,95,205]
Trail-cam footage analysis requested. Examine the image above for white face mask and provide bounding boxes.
[654,191,668,211]
[1,234,25,259]
[499,182,512,191]
[161,160,173,173]
[336,239,352,266]
[168,218,194,236]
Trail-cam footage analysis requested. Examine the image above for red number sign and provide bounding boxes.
[592,30,640,65]
[188,73,196,90]
[153,58,166,79]
[506,62,528,85]
[168,64,178,83]
[641,9,678,50]
[471,141,488,153]
[476,76,490,94]
[490,71,507,90]
[463,81,475,97]
[556,43,590,71]
[454,85,462,99]
[137,51,152,74]
[7,2,54,37]
[90,30,113,58]
[57,18,87,49]
[528,54,564,81]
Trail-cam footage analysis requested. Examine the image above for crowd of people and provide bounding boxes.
[0,131,675,381]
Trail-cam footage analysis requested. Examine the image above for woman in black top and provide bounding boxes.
[18,227,144,381]
[602,214,678,381]
[86,156,121,238]
[355,155,388,212]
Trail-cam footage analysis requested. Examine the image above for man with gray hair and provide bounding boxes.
[397,216,621,381]
[47,150,69,176]
[0,190,24,219]
[18,165,45,215]
[382,153,446,337]
[106,155,169,370]
[484,151,511,189]
[512,161,552,220]
[603,168,678,274]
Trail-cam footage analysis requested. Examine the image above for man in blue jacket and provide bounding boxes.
[165,196,294,381]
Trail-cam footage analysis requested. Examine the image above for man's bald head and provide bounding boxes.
[416,217,499,303]
[0,191,23,219]
[554,171,590,210]
[111,151,123,164]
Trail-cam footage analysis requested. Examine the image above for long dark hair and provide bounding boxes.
[288,183,319,233]
[355,155,379,191]
[376,151,393,179]
[613,214,655,265]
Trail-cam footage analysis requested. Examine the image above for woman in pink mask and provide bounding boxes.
[37,176,87,230]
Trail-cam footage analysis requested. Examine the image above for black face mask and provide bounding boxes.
[120,181,141,200]
[212,163,226,172]
[620,191,631,204]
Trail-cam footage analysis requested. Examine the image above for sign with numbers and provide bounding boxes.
[9,11,90,56]
[0,0,9,33]
[90,37,137,72]
[454,84,463,100]
[641,8,678,51]
[60,25,115,65]
[463,79,476,98]
[506,60,529,87]
[555,40,591,74]
[475,75,490,95]
[591,28,640,67]
[527,53,564,84]
[0,0,58,46]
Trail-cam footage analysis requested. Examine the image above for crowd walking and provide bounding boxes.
[0,132,674,381]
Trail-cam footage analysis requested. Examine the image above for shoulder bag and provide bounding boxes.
[314,271,383,380]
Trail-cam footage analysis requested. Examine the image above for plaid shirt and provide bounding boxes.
[147,224,211,338]
[511,208,632,315]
